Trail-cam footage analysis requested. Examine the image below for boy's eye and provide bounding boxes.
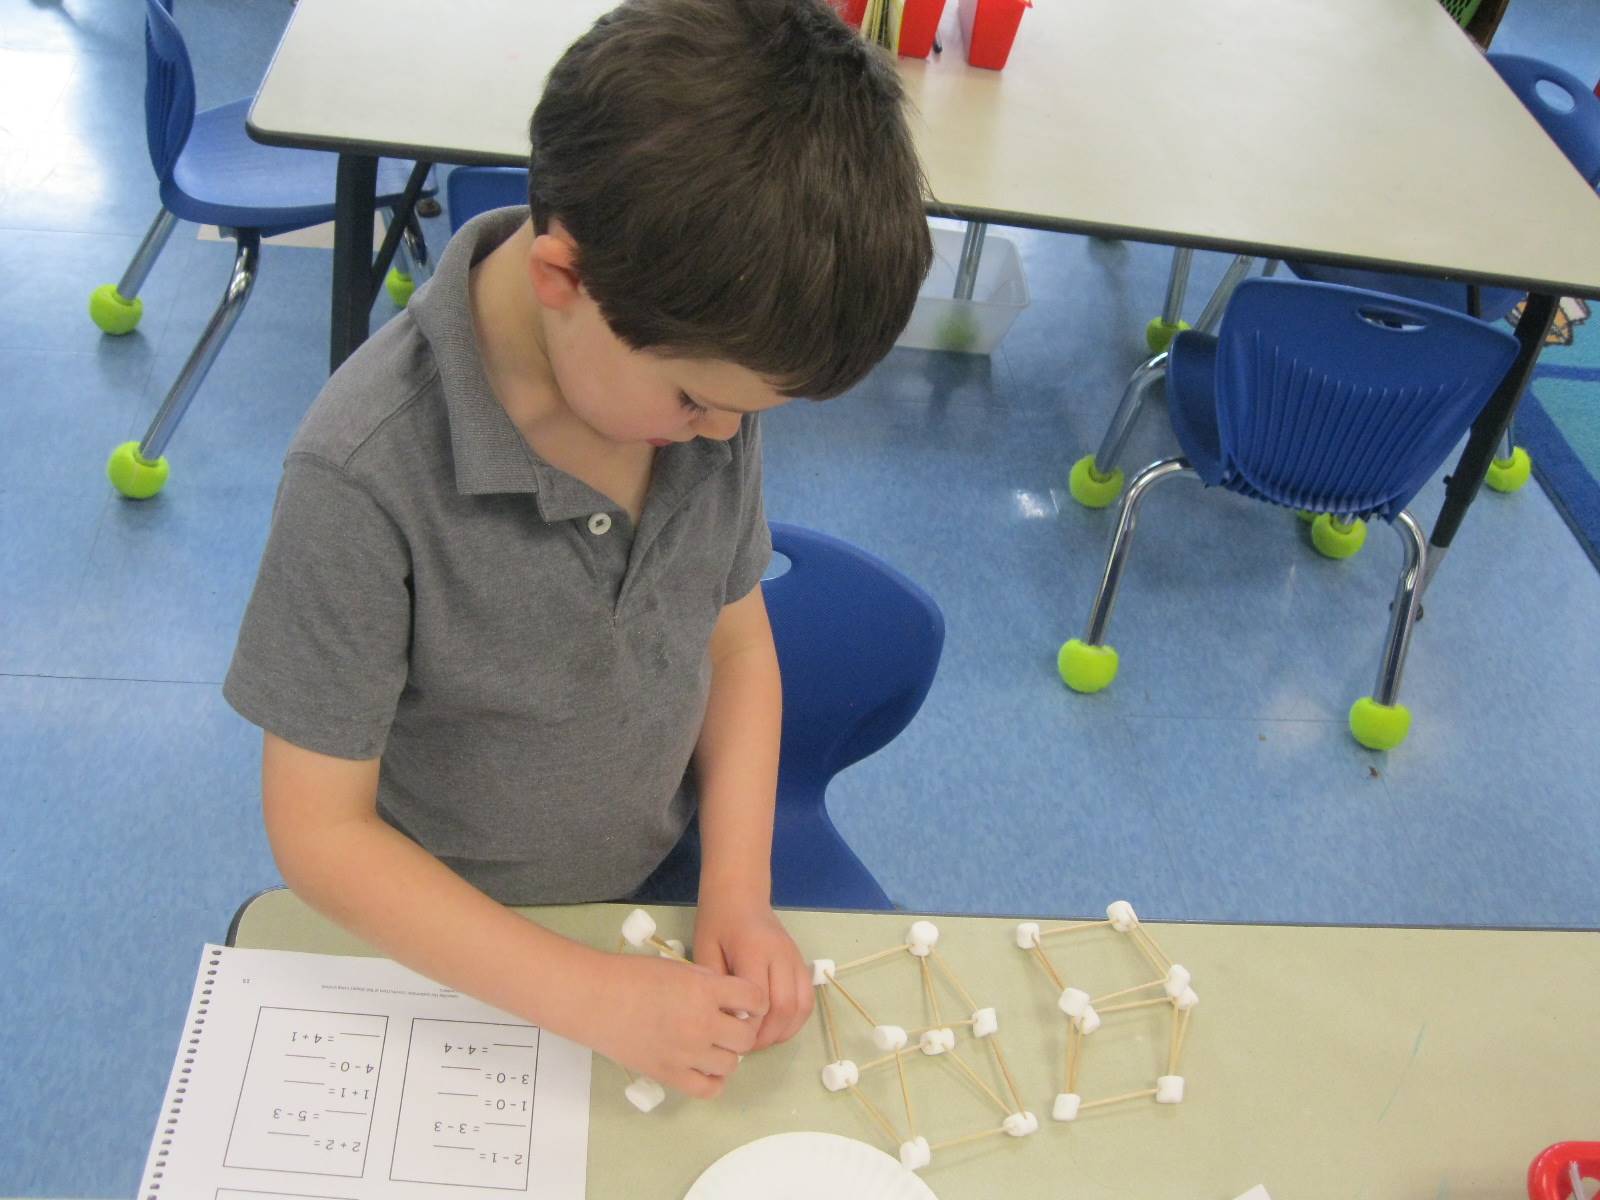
[678,391,709,416]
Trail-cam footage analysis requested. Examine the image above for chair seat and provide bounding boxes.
[1284,260,1522,323]
[162,99,432,234]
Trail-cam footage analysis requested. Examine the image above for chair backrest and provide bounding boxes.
[1213,278,1519,519]
[761,524,943,908]
[1490,54,1600,187]
[142,0,195,183]
[447,167,533,232]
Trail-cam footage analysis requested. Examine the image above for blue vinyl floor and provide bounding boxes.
[2,1,1599,1195]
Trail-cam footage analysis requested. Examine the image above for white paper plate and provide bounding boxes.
[683,1131,939,1200]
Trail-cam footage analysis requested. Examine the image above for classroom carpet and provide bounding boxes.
[1515,297,1600,566]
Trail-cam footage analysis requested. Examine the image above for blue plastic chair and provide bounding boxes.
[446,166,532,232]
[1059,278,1518,751]
[628,524,945,910]
[92,0,436,500]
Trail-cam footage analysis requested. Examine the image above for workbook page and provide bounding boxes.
[138,945,591,1200]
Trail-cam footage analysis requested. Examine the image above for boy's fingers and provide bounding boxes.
[713,972,767,1019]
[672,1068,724,1101]
[693,1046,742,1079]
[713,1010,758,1055]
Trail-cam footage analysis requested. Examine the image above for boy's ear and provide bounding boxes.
[527,222,584,310]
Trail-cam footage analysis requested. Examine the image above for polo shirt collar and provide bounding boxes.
[407,207,732,523]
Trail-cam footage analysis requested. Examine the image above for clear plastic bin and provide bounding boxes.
[896,224,1029,354]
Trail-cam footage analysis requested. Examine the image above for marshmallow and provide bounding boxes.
[918,1027,956,1056]
[810,959,836,987]
[1156,1075,1185,1104]
[1002,1111,1039,1137]
[872,1024,908,1052]
[971,1007,999,1038]
[907,920,940,957]
[1057,986,1090,1017]
[1052,1092,1082,1121]
[659,938,685,960]
[1106,900,1139,931]
[1163,964,1192,999]
[1074,1006,1101,1035]
[1015,921,1042,950]
[1176,986,1200,1011]
[821,1060,860,1092]
[898,1137,931,1171]
[620,908,657,948]
[624,1076,665,1113]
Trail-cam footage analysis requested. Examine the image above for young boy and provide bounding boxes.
[223,0,932,1101]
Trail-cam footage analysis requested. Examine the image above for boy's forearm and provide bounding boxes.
[693,636,782,904]
[267,807,615,1049]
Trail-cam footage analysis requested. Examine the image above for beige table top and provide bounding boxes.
[232,888,1599,1199]
[248,0,1600,297]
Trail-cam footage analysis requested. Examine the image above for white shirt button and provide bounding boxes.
[587,513,613,536]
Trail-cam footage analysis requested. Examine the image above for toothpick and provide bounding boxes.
[848,1084,901,1145]
[930,950,980,1011]
[1166,1009,1181,1075]
[1130,924,1173,972]
[907,1019,973,1037]
[1028,944,1066,991]
[894,1047,915,1136]
[827,975,880,1028]
[929,1125,1009,1153]
[939,1049,1012,1116]
[648,935,689,963]
[1171,1007,1192,1073]
[1097,996,1174,1016]
[986,1035,1028,1112]
[1039,919,1111,939]
[1067,1025,1082,1093]
[1078,1088,1158,1111]
[817,980,843,1062]
[1092,978,1166,1005]
[920,956,944,1025]
[859,1050,903,1073]
[834,945,907,973]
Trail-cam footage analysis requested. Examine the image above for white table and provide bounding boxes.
[248,0,1600,564]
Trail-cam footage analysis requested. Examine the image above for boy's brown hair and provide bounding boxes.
[528,0,932,399]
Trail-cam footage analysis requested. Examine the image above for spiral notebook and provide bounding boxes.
[137,944,592,1200]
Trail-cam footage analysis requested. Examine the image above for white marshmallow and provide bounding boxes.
[971,1007,999,1038]
[907,920,940,957]
[624,1076,665,1113]
[1074,1005,1101,1035]
[820,1060,860,1092]
[1002,1111,1039,1137]
[898,1137,931,1171]
[1057,986,1090,1017]
[872,1024,908,1052]
[918,1027,956,1056]
[1106,900,1138,931]
[1052,1092,1082,1121]
[1015,921,1042,949]
[658,938,685,959]
[810,959,836,986]
[1163,964,1192,998]
[1155,1075,1185,1104]
[1176,986,1200,1011]
[620,908,657,948]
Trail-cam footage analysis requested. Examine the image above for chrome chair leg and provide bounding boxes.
[1501,426,1516,461]
[1194,254,1257,335]
[1084,457,1195,645]
[1161,248,1194,326]
[1090,352,1168,477]
[137,231,262,462]
[385,205,433,284]
[1261,259,1281,278]
[1372,510,1428,707]
[953,221,987,301]
[116,208,180,300]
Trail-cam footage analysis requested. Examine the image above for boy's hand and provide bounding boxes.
[692,897,814,1052]
[586,951,766,1100]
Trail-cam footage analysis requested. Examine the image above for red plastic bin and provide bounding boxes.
[957,0,1031,70]
[897,0,947,57]
[832,0,869,25]
[1528,1142,1600,1200]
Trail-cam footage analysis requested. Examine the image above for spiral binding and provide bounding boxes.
[146,947,222,1198]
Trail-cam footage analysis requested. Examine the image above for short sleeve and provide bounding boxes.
[223,454,413,760]
[722,414,772,605]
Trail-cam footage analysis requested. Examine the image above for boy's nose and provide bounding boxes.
[699,409,744,441]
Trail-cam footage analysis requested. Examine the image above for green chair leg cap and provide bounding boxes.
[89,284,143,335]
[1296,509,1317,524]
[1485,445,1531,493]
[385,267,416,308]
[1068,454,1125,509]
[1310,513,1367,559]
[107,441,169,499]
[1349,697,1411,751]
[1058,638,1119,693]
[1144,316,1190,354]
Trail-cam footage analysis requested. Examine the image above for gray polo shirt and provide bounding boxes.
[223,206,771,905]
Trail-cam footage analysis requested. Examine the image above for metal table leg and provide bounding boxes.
[1423,292,1557,591]
[330,153,379,372]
